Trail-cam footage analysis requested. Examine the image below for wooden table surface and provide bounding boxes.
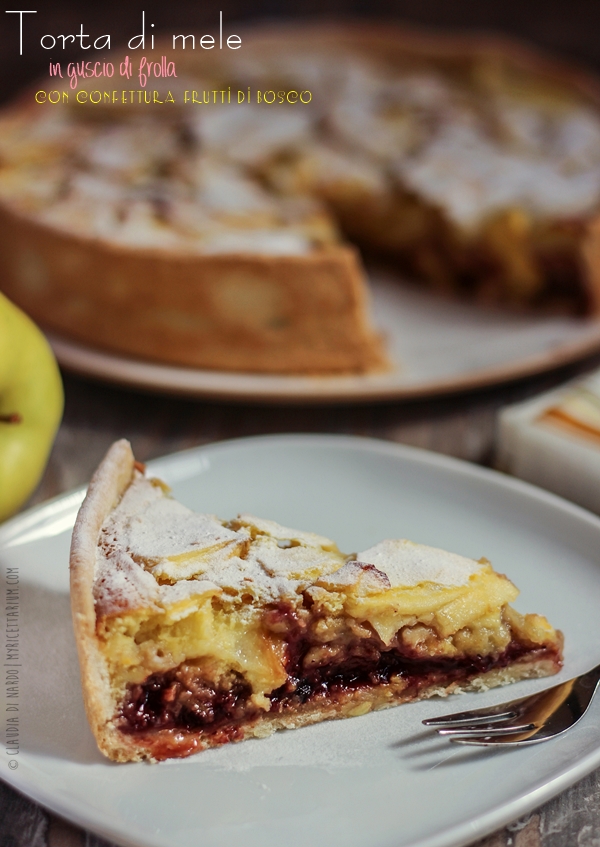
[3,359,600,847]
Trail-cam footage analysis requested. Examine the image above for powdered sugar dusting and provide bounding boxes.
[237,514,336,549]
[356,539,482,588]
[94,476,347,615]
[94,477,485,618]
[112,482,238,560]
[94,549,160,618]
[316,560,392,594]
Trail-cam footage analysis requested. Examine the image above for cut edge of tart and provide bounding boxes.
[70,439,563,763]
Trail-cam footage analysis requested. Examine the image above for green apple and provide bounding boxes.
[0,292,64,522]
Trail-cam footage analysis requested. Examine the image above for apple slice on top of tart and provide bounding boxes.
[69,440,562,762]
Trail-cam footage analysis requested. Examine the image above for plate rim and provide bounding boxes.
[48,320,600,405]
[3,432,600,847]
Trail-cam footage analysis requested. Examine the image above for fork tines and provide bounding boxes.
[423,708,518,727]
[423,703,540,745]
[436,722,536,738]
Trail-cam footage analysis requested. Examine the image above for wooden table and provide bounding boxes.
[3,360,600,847]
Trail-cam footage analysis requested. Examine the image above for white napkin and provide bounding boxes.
[497,369,600,515]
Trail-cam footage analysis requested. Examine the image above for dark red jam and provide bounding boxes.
[121,664,260,734]
[119,600,559,750]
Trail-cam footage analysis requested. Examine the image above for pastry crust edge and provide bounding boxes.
[0,204,387,374]
[69,438,142,762]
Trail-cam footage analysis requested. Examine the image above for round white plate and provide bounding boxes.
[2,434,600,847]
[48,273,600,402]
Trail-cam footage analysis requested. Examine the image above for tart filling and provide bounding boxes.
[70,440,562,762]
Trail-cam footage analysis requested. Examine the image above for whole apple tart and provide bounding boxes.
[3,24,600,373]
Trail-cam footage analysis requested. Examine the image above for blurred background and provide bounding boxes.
[1,0,600,103]
[5,5,600,844]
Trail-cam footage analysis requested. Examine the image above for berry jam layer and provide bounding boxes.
[121,665,260,735]
[119,618,562,756]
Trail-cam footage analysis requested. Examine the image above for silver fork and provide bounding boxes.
[422,663,600,746]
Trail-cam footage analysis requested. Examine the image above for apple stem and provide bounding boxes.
[0,413,22,424]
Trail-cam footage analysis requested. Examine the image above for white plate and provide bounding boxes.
[49,273,600,402]
[2,434,600,847]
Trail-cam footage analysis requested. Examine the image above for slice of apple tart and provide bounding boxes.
[70,440,562,762]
